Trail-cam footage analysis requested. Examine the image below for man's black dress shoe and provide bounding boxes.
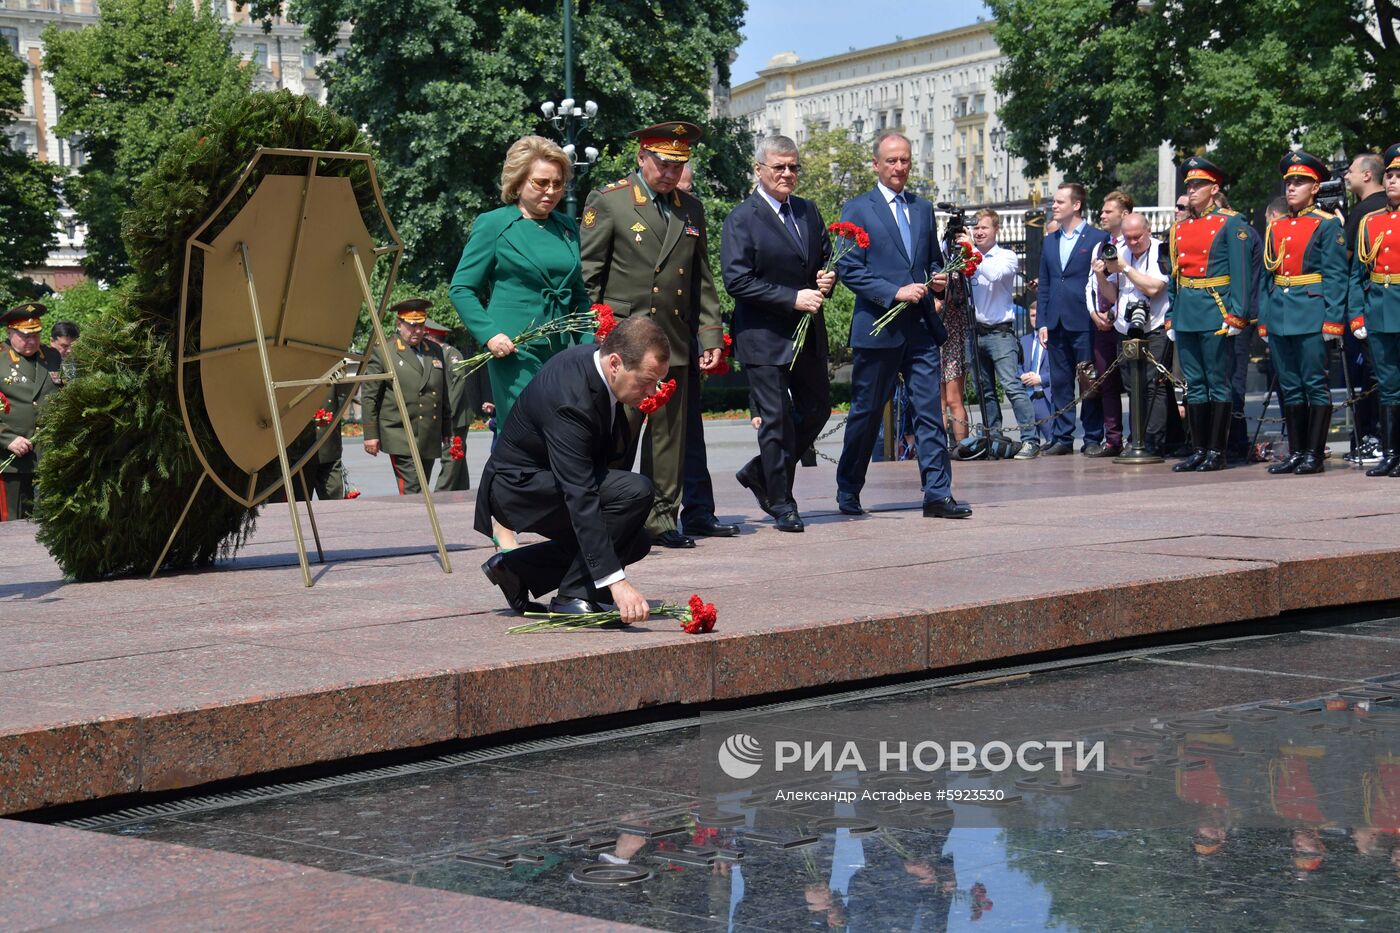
[836,494,863,516]
[548,595,617,615]
[654,529,696,549]
[774,509,805,533]
[482,554,543,614]
[1086,443,1121,458]
[685,516,740,537]
[1081,442,1104,457]
[735,469,773,516]
[923,496,973,519]
[1042,442,1072,456]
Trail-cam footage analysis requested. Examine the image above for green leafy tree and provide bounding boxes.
[261,0,748,285]
[43,0,251,282]
[37,279,122,340]
[0,50,60,298]
[988,0,1400,209]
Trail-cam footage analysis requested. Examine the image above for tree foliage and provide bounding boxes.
[260,0,748,285]
[0,50,60,297]
[35,91,372,580]
[43,0,251,282]
[988,0,1400,208]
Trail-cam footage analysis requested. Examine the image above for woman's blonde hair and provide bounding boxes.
[500,135,573,204]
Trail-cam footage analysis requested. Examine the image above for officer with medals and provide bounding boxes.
[360,297,452,494]
[1167,156,1253,472]
[1351,142,1400,477]
[579,121,728,549]
[0,302,64,520]
[1260,151,1350,475]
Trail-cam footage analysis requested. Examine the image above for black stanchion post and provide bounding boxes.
[1114,339,1163,464]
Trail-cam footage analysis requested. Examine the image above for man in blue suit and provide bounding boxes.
[1019,301,1054,445]
[723,135,835,533]
[834,131,971,519]
[1037,182,1111,454]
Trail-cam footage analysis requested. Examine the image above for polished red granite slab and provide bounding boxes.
[0,819,657,932]
[3,454,1399,814]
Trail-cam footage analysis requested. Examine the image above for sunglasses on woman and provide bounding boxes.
[528,177,566,193]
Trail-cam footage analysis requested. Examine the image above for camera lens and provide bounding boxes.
[1101,243,1117,262]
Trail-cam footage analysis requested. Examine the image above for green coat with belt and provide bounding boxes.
[0,345,63,474]
[360,337,450,462]
[578,172,724,363]
[1258,208,1348,338]
[449,205,591,429]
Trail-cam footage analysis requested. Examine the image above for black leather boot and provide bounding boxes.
[1294,404,1332,475]
[1196,401,1232,471]
[1268,405,1307,474]
[1173,404,1209,472]
[1369,405,1400,476]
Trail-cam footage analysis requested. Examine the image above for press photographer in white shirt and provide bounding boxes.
[969,209,1041,458]
[1088,212,1173,455]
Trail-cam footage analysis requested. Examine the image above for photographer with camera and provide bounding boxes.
[1082,192,1134,457]
[968,209,1041,458]
[1089,212,1173,455]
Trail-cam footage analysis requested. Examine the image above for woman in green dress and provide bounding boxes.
[450,135,591,550]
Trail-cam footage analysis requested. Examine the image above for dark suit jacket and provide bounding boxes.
[474,345,629,580]
[1036,222,1110,332]
[836,186,946,350]
[721,190,832,367]
[1018,331,1051,395]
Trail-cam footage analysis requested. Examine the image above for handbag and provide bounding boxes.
[1075,361,1100,400]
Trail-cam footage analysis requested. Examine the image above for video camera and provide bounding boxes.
[937,202,967,241]
[1318,161,1347,215]
[1123,297,1151,338]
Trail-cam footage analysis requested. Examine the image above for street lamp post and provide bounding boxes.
[540,1,599,219]
[989,125,1011,203]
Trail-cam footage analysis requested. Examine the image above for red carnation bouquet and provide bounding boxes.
[312,408,333,426]
[454,305,610,377]
[638,377,677,415]
[448,435,465,460]
[508,593,718,634]
[790,222,870,370]
[707,331,733,377]
[870,238,980,336]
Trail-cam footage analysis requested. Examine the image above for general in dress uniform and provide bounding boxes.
[0,302,63,520]
[1167,156,1253,472]
[1351,142,1400,477]
[360,298,451,494]
[579,121,725,549]
[1260,150,1350,475]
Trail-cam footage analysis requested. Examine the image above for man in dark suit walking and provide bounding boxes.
[1036,183,1110,455]
[834,131,970,520]
[477,316,668,621]
[723,135,835,533]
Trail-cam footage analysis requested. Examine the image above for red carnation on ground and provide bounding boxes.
[508,592,718,634]
[346,489,361,499]
[593,303,617,341]
[638,378,677,414]
[312,407,333,426]
[448,435,465,461]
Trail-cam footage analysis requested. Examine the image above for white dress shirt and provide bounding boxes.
[875,181,911,228]
[970,242,1020,325]
[591,350,625,589]
[1085,236,1171,334]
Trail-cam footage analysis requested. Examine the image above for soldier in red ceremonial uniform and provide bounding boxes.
[1167,156,1253,471]
[1351,142,1400,476]
[1259,151,1350,475]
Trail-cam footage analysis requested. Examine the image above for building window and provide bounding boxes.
[302,47,316,70]
[253,43,269,69]
[1,26,18,55]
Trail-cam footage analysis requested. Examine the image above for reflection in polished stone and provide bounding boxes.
[85,617,1400,929]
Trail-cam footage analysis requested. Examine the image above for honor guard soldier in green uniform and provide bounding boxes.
[361,297,451,495]
[1167,156,1254,472]
[1260,150,1350,475]
[426,318,472,492]
[0,302,64,520]
[1351,142,1400,476]
[579,120,725,548]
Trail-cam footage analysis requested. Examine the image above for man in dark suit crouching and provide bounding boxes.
[478,316,669,621]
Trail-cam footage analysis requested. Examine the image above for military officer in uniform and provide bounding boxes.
[361,297,451,494]
[1351,142,1400,476]
[425,318,472,492]
[1167,156,1253,472]
[1260,151,1350,475]
[0,302,64,520]
[579,121,726,548]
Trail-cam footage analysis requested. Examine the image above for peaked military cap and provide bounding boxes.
[1384,143,1400,172]
[629,121,703,163]
[1182,155,1227,186]
[1279,150,1327,182]
[1,301,47,334]
[389,297,432,324]
[423,318,450,337]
